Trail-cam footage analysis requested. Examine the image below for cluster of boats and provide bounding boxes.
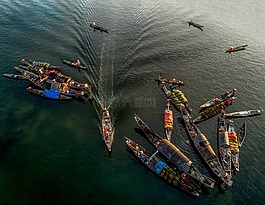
[124,75,262,196]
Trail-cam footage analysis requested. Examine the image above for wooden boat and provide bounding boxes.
[169,85,192,113]
[102,108,114,152]
[27,86,72,100]
[125,137,200,197]
[62,59,87,70]
[193,97,235,124]
[224,109,262,118]
[180,106,232,186]
[90,21,109,34]
[155,75,185,86]
[3,73,27,80]
[217,111,233,184]
[21,59,60,70]
[164,100,173,141]
[161,84,185,110]
[188,20,204,31]
[134,114,215,189]
[199,89,237,110]
[227,120,240,171]
[238,121,247,147]
[225,45,248,53]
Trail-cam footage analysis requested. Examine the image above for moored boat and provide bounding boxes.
[238,121,247,147]
[27,86,72,100]
[125,137,200,197]
[225,45,248,53]
[3,73,27,80]
[199,89,237,110]
[169,85,192,113]
[164,100,173,141]
[102,108,114,153]
[62,59,87,70]
[227,120,240,171]
[134,114,215,189]
[155,75,185,86]
[224,109,262,118]
[161,84,185,110]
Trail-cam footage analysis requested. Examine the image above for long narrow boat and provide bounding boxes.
[225,45,248,53]
[169,85,192,113]
[180,106,232,186]
[62,59,87,70]
[238,121,247,147]
[161,84,185,110]
[134,114,215,189]
[3,73,27,80]
[102,108,114,153]
[199,89,237,110]
[125,137,200,197]
[27,86,72,100]
[193,97,235,124]
[217,111,233,183]
[155,75,185,86]
[227,120,240,171]
[224,109,262,118]
[188,21,204,31]
[164,100,174,141]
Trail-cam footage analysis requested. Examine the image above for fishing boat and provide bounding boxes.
[90,21,109,34]
[227,120,240,171]
[62,59,87,70]
[217,111,233,184]
[102,108,114,153]
[225,45,248,53]
[169,85,192,113]
[180,106,232,186]
[21,59,60,70]
[164,100,174,141]
[193,97,235,124]
[161,84,185,110]
[199,89,237,110]
[238,121,247,147]
[125,137,200,197]
[188,20,204,31]
[224,109,262,118]
[155,75,185,86]
[134,114,215,189]
[27,86,72,100]
[3,73,27,80]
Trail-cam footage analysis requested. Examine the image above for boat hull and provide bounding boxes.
[102,109,114,152]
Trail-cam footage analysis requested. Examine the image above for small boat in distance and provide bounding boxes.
[102,108,114,153]
[238,121,247,147]
[164,99,174,141]
[188,20,204,31]
[3,73,27,80]
[224,109,262,118]
[225,45,248,53]
[90,21,109,34]
[62,59,87,70]
[155,75,185,86]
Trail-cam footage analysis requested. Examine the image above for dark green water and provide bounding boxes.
[0,0,264,204]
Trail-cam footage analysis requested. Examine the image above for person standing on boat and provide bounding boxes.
[75,59,81,67]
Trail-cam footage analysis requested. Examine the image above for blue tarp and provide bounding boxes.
[154,161,167,175]
[43,90,59,99]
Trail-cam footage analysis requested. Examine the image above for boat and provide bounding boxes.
[21,59,60,70]
[164,100,174,141]
[169,85,192,113]
[3,73,27,80]
[199,89,237,110]
[217,111,233,184]
[62,59,87,70]
[125,137,200,197]
[27,86,72,100]
[238,121,247,147]
[227,120,240,171]
[180,106,232,186]
[155,75,185,86]
[134,114,215,189]
[90,21,109,34]
[224,109,262,118]
[102,108,114,153]
[188,20,204,31]
[161,84,185,110]
[193,97,235,124]
[225,45,248,53]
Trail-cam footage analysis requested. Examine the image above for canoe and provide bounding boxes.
[90,22,109,34]
[21,59,60,70]
[62,59,87,70]
[224,109,262,118]
[102,108,114,153]
[180,106,232,186]
[125,137,200,197]
[161,84,185,110]
[227,120,240,172]
[3,73,27,80]
[169,85,192,113]
[193,97,235,124]
[238,121,247,147]
[199,89,237,110]
[217,111,233,184]
[27,86,72,100]
[134,114,215,189]
[188,21,204,31]
[225,45,248,53]
[164,100,173,141]
[155,75,185,86]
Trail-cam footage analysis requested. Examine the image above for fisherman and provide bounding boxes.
[75,59,81,67]
[229,47,235,52]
